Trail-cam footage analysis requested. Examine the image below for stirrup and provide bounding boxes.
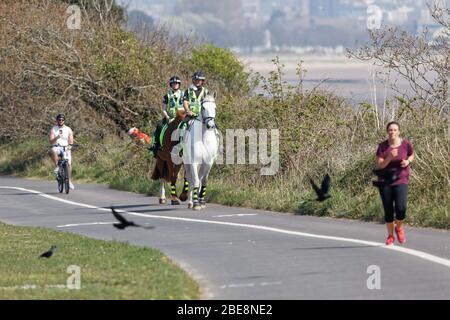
[148,145,158,156]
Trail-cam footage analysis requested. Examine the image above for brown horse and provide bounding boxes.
[151,109,189,205]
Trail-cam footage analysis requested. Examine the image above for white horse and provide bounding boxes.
[179,94,219,210]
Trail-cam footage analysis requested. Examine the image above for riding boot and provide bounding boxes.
[149,119,164,156]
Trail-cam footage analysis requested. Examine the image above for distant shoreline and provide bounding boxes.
[238,53,413,104]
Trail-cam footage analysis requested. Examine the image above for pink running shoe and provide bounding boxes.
[386,235,395,246]
[395,227,406,244]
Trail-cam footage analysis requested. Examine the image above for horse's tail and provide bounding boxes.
[162,161,169,181]
[151,161,160,181]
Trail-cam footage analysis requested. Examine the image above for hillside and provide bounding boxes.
[0,0,449,230]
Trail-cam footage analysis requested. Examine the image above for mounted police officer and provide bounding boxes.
[182,71,209,125]
[170,71,210,159]
[149,76,184,156]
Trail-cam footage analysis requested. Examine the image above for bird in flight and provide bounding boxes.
[110,207,155,230]
[39,245,57,258]
[372,169,399,187]
[309,174,331,202]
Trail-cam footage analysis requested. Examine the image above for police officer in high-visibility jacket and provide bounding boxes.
[149,76,184,156]
[172,71,209,158]
[183,71,209,120]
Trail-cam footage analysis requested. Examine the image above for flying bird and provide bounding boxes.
[39,245,57,258]
[372,169,399,187]
[110,207,155,230]
[309,174,331,202]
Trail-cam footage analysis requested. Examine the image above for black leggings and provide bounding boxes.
[378,184,408,223]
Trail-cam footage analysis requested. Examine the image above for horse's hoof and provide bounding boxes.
[179,192,188,202]
[159,198,167,205]
[187,203,193,209]
[200,201,206,209]
[193,203,202,211]
[171,199,180,205]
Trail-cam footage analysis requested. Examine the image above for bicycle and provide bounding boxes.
[52,144,77,194]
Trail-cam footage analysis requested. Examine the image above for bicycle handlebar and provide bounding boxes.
[50,144,79,149]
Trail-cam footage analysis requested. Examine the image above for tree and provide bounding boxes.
[348,2,449,115]
[188,44,251,94]
[60,0,125,24]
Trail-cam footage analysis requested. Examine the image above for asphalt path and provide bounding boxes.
[1,176,449,299]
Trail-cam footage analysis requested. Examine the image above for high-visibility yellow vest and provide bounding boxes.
[187,87,208,116]
[167,89,183,119]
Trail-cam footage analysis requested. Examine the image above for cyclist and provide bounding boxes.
[49,114,75,190]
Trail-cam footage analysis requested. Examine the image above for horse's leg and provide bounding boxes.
[184,123,202,210]
[199,163,212,209]
[199,184,207,209]
[170,181,180,205]
[184,164,194,209]
[159,179,167,205]
[179,172,189,202]
[191,163,202,211]
[170,165,181,205]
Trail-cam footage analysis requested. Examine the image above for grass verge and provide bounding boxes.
[0,222,200,299]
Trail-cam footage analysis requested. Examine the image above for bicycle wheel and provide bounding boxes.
[64,162,70,194]
[57,166,64,193]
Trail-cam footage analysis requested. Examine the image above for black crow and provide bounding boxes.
[39,245,57,258]
[372,169,399,187]
[110,207,155,230]
[309,174,331,202]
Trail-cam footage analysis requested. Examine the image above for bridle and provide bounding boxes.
[200,98,216,129]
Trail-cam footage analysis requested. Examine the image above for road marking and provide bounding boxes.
[220,283,255,289]
[213,214,258,218]
[260,281,282,287]
[0,284,68,290]
[220,282,282,289]
[1,186,450,269]
[58,222,114,228]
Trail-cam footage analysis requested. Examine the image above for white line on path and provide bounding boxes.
[220,282,282,290]
[213,214,258,218]
[1,186,450,269]
[58,222,114,228]
[260,281,283,286]
[220,283,256,289]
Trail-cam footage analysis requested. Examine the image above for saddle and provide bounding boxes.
[177,118,196,141]
[158,123,170,149]
[156,118,195,152]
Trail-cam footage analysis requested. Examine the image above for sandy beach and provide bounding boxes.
[239,53,412,104]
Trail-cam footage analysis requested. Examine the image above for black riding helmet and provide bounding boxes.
[192,71,206,81]
[56,114,65,120]
[169,76,181,85]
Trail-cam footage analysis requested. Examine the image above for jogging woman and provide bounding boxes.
[376,121,414,245]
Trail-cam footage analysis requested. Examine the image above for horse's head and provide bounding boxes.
[175,107,186,120]
[201,94,217,129]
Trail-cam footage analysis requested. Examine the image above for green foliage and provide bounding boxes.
[188,44,251,94]
[97,59,130,82]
